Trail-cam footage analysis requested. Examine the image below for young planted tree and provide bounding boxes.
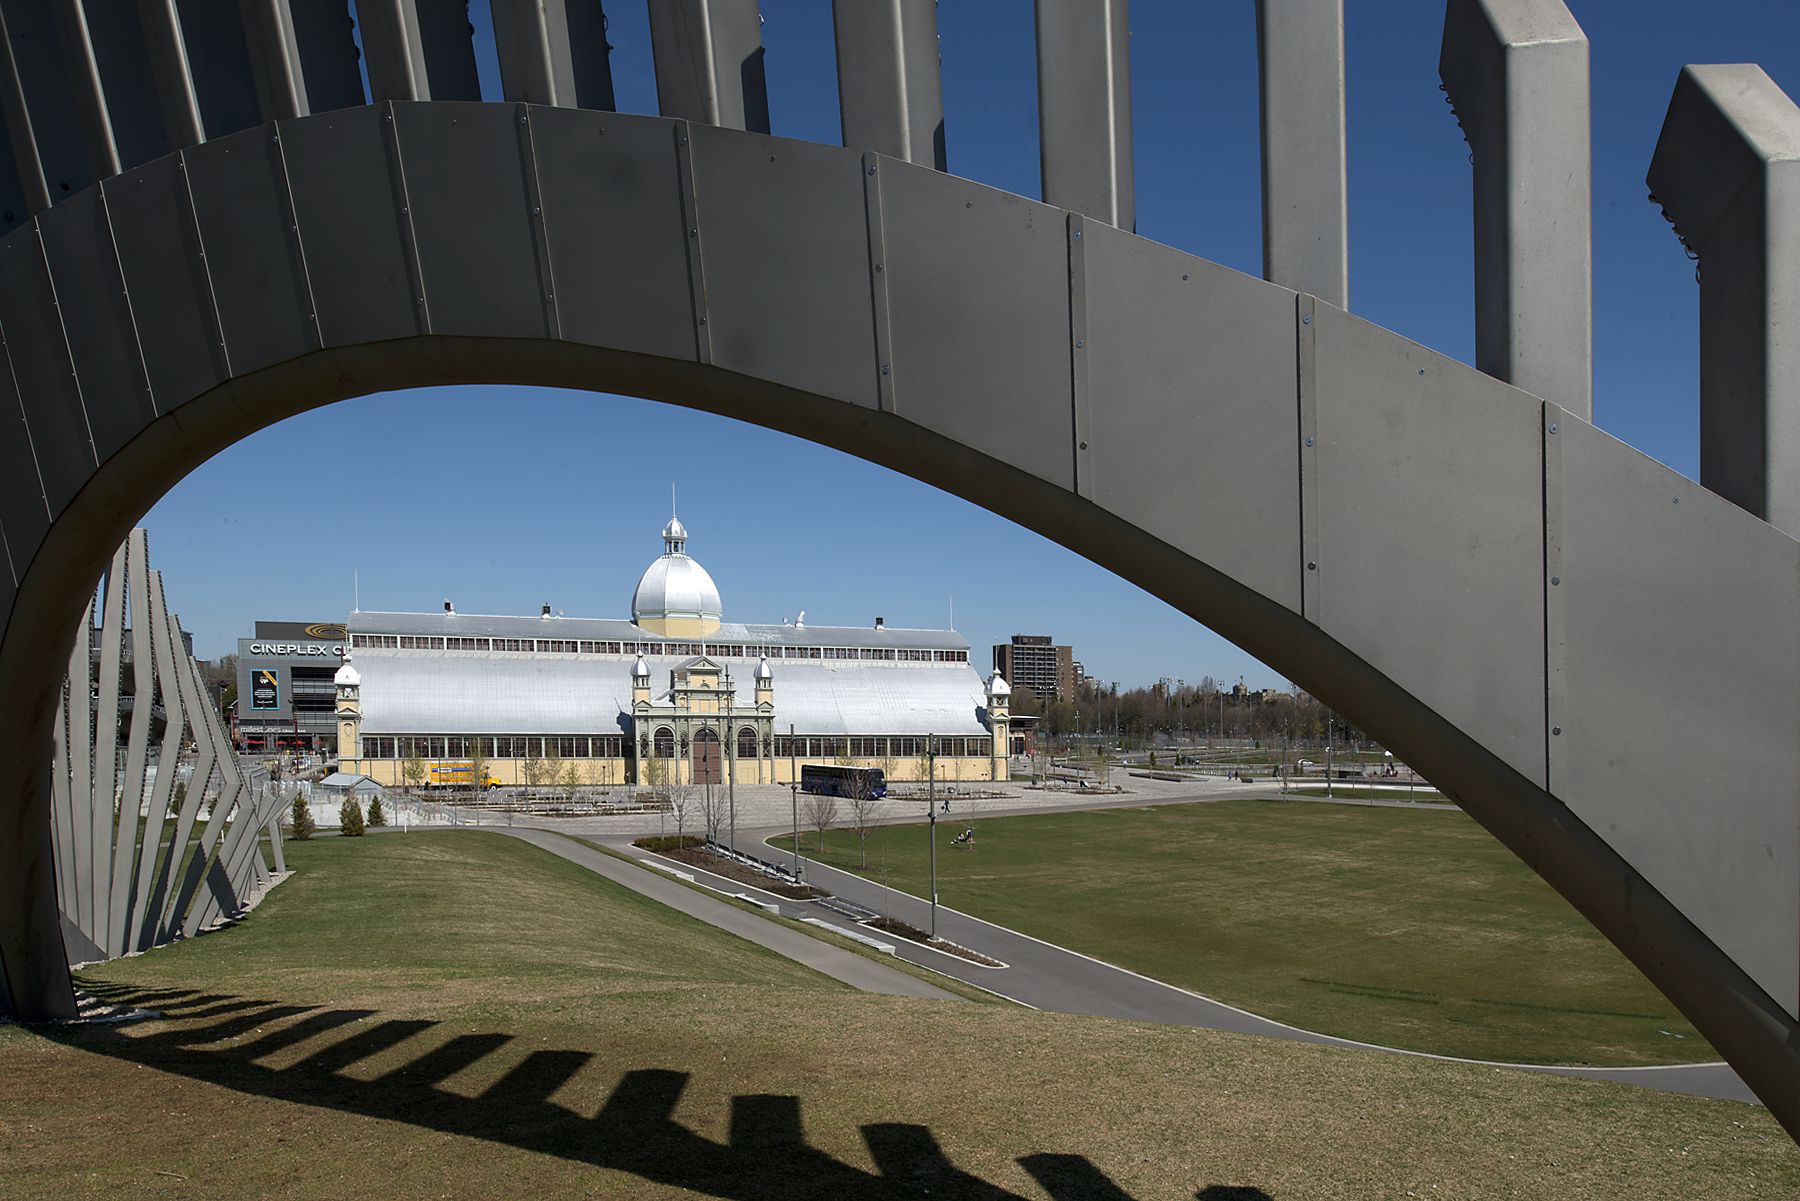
[401,746,426,794]
[667,776,697,848]
[289,792,314,841]
[468,738,492,805]
[843,771,880,868]
[700,779,727,846]
[559,756,581,803]
[804,786,839,852]
[339,798,365,837]
[366,794,387,827]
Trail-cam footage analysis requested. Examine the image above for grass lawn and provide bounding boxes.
[2,828,1791,1200]
[777,800,1715,1066]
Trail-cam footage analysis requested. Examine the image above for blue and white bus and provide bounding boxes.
[799,763,888,799]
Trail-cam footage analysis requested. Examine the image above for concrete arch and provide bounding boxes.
[0,105,1794,1131]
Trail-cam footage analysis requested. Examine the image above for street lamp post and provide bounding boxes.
[927,732,939,939]
[724,671,736,855]
[788,722,800,880]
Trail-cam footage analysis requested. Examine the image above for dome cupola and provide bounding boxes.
[632,510,722,637]
[334,652,361,688]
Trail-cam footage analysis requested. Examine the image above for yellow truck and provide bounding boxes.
[425,761,502,789]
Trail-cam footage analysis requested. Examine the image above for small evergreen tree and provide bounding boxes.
[290,793,315,841]
[366,795,387,827]
[340,798,365,837]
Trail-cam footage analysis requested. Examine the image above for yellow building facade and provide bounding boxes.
[336,517,1009,790]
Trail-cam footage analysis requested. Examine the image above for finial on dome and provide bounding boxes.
[987,670,1011,698]
[334,651,361,688]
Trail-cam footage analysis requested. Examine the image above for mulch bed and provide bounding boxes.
[654,844,829,900]
[865,917,1004,967]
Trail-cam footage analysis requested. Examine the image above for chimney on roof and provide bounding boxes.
[875,616,885,629]
[541,603,552,618]
[444,599,454,614]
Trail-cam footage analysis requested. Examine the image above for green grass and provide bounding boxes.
[1286,785,1446,800]
[776,800,1715,1065]
[85,830,841,1023]
[3,826,1791,1200]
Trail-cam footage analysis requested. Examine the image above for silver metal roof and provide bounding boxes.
[349,609,969,651]
[355,650,991,737]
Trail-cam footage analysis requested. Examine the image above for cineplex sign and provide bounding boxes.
[248,642,344,657]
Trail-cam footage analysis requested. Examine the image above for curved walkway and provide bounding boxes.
[492,827,961,1003]
[602,821,1755,1106]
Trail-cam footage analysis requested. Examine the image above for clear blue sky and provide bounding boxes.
[143,0,1799,687]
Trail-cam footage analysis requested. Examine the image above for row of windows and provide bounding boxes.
[361,735,628,759]
[350,632,970,663]
[768,735,992,759]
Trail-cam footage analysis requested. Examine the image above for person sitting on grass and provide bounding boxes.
[953,827,975,848]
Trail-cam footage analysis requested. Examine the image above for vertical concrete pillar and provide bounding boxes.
[1035,0,1133,230]
[1648,65,1800,535]
[1256,0,1346,308]
[832,0,944,170]
[1440,0,1592,419]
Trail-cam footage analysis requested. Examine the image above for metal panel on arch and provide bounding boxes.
[1081,223,1303,614]
[529,110,696,361]
[1548,416,1800,1019]
[880,164,1073,491]
[690,125,880,410]
[395,102,551,339]
[1311,304,1547,789]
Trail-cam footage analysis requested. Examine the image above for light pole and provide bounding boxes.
[788,722,800,880]
[724,671,736,855]
[927,732,939,938]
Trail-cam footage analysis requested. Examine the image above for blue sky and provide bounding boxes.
[144,0,1799,685]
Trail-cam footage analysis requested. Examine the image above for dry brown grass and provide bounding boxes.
[0,831,1791,1200]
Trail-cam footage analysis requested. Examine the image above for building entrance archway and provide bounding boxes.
[692,730,722,786]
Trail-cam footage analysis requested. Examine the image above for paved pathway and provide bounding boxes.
[490,827,961,1002]
[606,824,1755,1106]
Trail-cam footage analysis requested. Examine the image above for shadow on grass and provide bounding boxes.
[51,982,1269,1201]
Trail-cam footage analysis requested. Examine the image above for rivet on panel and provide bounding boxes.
[867,165,876,176]
[880,364,890,376]
[1304,436,1314,447]
[1079,441,1088,451]
[1549,424,1558,434]
[532,206,541,216]
[1550,576,1560,586]
[1301,313,1311,325]
[1307,561,1317,571]
[1075,339,1084,349]
[1552,726,1562,736]
[1073,230,1082,240]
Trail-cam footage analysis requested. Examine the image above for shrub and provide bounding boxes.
[339,798,365,837]
[290,794,315,841]
[367,796,387,827]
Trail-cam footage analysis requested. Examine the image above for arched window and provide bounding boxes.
[653,727,675,759]
[737,726,758,762]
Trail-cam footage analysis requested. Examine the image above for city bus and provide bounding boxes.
[799,763,887,799]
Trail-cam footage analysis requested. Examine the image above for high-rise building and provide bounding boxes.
[992,634,1075,701]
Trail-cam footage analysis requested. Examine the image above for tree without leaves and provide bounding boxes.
[843,771,880,868]
[700,779,727,846]
[666,776,697,848]
[803,786,838,852]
